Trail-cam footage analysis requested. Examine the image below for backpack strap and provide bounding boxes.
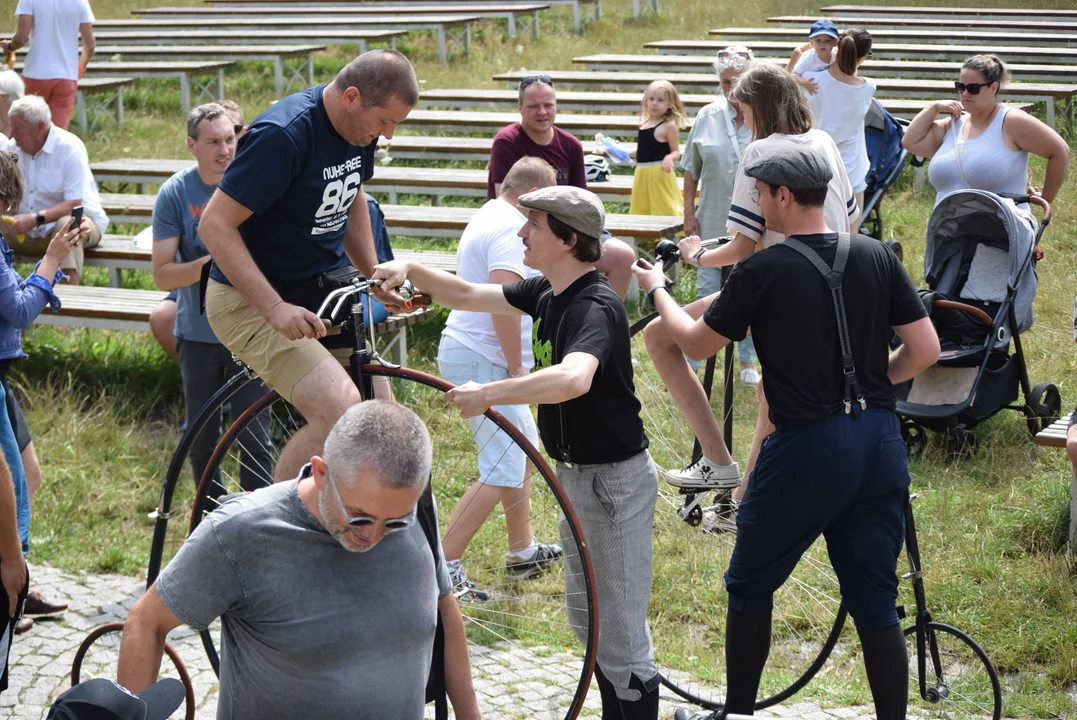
[416,484,448,720]
[780,232,866,415]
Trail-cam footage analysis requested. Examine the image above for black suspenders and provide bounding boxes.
[780,232,867,415]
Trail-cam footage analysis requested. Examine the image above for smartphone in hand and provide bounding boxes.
[66,205,84,234]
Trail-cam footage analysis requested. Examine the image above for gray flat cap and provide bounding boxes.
[742,143,833,191]
[517,186,606,240]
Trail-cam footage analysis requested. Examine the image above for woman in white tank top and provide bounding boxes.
[902,54,1069,206]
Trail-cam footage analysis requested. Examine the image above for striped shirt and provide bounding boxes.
[727,129,857,249]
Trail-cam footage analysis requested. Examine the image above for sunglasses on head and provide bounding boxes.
[326,470,417,532]
[520,75,554,89]
[718,50,752,60]
[955,81,992,95]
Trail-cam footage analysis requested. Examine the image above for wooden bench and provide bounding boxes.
[1034,418,1077,552]
[708,25,1077,48]
[75,77,134,133]
[18,233,457,287]
[770,14,1077,35]
[90,29,406,59]
[380,134,635,162]
[99,193,683,240]
[822,5,1077,22]
[645,38,1077,65]
[93,15,481,62]
[567,57,1070,127]
[91,44,323,94]
[560,56,1077,85]
[90,159,681,204]
[135,4,549,39]
[421,85,1037,122]
[21,60,234,113]
[207,0,603,32]
[34,285,435,365]
[400,108,664,137]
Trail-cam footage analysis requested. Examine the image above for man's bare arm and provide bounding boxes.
[151,235,211,291]
[446,352,600,418]
[439,594,480,719]
[117,585,184,693]
[372,260,523,316]
[488,269,525,375]
[78,22,95,76]
[889,317,940,385]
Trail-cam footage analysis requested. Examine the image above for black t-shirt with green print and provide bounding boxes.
[503,270,647,465]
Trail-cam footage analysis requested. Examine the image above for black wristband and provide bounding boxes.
[35,211,46,226]
[646,284,668,305]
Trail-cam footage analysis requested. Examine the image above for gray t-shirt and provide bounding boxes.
[155,477,451,720]
[152,165,217,344]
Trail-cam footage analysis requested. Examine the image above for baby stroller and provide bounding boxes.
[895,189,1059,458]
[858,98,910,255]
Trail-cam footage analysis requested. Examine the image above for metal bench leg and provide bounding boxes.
[1046,97,1056,130]
[76,91,88,134]
[383,328,407,367]
[437,28,447,63]
[117,88,124,124]
[533,11,540,38]
[307,52,314,85]
[108,268,123,288]
[572,1,581,32]
[179,73,191,113]
[508,12,516,37]
[217,69,224,100]
[273,57,284,95]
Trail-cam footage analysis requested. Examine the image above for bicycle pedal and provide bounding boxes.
[677,493,702,522]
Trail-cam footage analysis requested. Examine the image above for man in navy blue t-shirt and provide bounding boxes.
[200,49,418,480]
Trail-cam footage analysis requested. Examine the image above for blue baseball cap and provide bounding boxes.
[808,19,839,40]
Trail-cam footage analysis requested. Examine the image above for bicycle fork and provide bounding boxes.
[902,496,949,704]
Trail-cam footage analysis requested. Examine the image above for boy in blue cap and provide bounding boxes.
[786,19,840,95]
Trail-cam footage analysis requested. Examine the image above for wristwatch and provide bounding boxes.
[35,211,46,226]
[691,246,708,266]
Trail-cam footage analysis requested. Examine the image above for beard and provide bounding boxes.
[318,489,376,553]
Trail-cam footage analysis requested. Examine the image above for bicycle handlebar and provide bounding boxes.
[315,276,416,320]
[652,235,734,272]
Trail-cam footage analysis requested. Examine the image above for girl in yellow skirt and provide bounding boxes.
[630,80,688,216]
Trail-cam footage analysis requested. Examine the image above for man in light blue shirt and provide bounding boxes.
[151,103,272,494]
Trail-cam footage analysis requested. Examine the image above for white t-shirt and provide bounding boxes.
[804,71,876,190]
[4,126,109,237]
[442,198,541,369]
[727,129,857,248]
[15,0,95,81]
[793,48,832,76]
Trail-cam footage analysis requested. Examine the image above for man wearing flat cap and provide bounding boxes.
[374,185,663,719]
[635,144,940,720]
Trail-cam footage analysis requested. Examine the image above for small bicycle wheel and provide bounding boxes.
[905,622,1003,720]
[71,622,196,720]
[186,364,598,720]
[146,371,267,588]
[629,314,849,710]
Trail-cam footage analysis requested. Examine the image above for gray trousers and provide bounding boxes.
[177,338,272,493]
[558,450,660,701]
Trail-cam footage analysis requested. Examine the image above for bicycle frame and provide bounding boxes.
[904,495,946,704]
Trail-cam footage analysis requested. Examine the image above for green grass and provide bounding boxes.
[4,0,1077,712]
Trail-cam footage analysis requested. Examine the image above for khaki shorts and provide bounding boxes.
[205,279,331,403]
[21,217,102,276]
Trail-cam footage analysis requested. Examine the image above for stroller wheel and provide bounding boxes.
[1026,382,1062,436]
[883,240,903,262]
[901,420,926,458]
[946,424,976,460]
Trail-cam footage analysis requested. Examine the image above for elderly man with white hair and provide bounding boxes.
[117,400,480,719]
[0,70,24,137]
[2,95,109,285]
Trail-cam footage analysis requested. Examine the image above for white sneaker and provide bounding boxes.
[740,367,760,386]
[664,457,740,489]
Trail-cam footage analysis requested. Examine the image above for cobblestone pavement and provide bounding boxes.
[3,564,881,719]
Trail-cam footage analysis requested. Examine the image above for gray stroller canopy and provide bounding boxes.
[924,189,1037,333]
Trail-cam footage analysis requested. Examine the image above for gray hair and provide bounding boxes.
[500,156,557,194]
[713,45,754,76]
[8,95,50,126]
[186,102,229,140]
[0,70,25,99]
[323,400,432,490]
[335,49,419,109]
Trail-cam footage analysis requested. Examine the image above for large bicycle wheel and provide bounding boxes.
[905,622,1002,720]
[71,622,196,720]
[629,313,849,710]
[185,364,598,720]
[146,371,267,587]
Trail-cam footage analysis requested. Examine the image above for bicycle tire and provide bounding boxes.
[71,622,197,720]
[630,312,849,709]
[146,370,265,587]
[905,621,1002,720]
[184,364,599,720]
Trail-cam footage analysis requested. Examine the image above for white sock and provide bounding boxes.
[507,539,538,561]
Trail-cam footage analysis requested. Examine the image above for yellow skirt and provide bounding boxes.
[630,163,683,217]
